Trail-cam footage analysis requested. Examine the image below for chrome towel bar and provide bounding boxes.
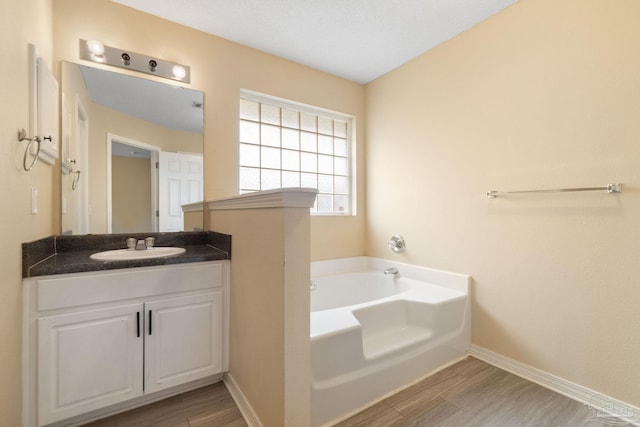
[486,183,622,198]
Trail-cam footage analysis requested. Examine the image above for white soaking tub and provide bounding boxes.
[310,257,470,427]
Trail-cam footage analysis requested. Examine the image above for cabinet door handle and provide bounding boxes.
[148,310,152,335]
[136,311,140,338]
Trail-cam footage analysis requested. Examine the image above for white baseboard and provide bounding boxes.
[469,344,640,426]
[223,373,263,427]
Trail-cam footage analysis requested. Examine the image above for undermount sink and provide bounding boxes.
[90,247,186,261]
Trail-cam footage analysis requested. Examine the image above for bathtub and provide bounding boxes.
[310,257,470,427]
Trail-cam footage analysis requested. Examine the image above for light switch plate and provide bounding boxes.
[31,187,38,214]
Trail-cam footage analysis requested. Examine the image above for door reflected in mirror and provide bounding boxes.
[60,62,204,235]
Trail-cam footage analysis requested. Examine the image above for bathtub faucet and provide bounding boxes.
[384,267,398,275]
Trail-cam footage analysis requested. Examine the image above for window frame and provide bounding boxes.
[238,89,356,216]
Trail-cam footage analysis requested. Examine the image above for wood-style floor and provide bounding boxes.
[82,357,629,427]
[81,382,247,427]
[337,357,628,427]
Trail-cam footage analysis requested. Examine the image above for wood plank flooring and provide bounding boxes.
[81,357,630,427]
[337,357,630,427]
[81,382,247,427]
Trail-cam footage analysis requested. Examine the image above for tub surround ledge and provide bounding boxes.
[22,231,231,278]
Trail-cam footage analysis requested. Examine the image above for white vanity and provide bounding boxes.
[23,260,230,427]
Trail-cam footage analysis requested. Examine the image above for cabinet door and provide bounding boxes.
[145,292,223,393]
[38,303,144,425]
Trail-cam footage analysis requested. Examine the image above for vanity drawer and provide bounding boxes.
[36,261,226,311]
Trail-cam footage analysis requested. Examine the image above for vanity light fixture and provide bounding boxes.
[79,39,190,83]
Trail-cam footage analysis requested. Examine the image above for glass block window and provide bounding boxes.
[239,91,354,215]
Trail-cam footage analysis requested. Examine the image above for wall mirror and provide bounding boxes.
[60,61,204,235]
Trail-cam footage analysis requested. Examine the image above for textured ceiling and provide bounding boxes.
[113,0,519,84]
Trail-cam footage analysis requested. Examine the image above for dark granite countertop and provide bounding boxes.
[23,231,231,278]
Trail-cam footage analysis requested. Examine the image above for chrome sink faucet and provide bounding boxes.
[384,267,398,275]
[127,237,155,250]
[126,238,136,250]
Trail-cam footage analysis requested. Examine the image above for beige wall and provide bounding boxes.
[53,0,367,257]
[0,0,54,425]
[112,156,152,233]
[366,0,640,407]
[183,209,204,232]
[210,207,311,427]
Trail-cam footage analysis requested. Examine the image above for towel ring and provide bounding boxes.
[18,129,41,171]
[71,170,81,190]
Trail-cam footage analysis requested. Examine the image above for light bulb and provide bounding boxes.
[172,65,186,80]
[86,39,104,56]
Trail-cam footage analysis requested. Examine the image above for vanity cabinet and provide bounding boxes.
[24,261,229,427]
[38,303,145,422]
[144,292,223,394]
